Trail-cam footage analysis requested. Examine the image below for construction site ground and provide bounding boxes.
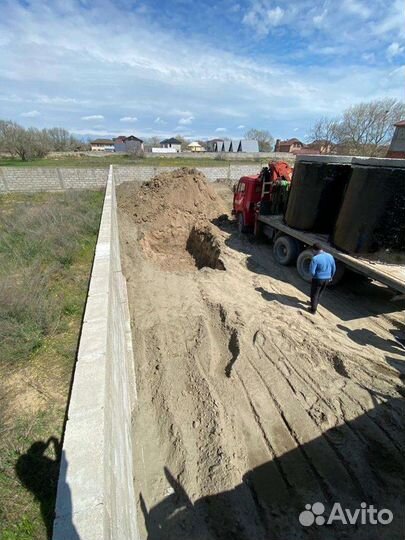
[117,169,405,540]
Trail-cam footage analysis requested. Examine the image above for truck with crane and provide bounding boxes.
[233,155,405,298]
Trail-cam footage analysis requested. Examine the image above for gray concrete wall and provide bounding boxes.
[0,162,297,193]
[143,151,292,160]
[0,167,108,192]
[53,166,139,540]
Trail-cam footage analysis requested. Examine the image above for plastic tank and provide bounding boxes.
[284,155,353,233]
[333,158,405,253]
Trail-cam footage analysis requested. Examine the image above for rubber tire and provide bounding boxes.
[296,249,314,282]
[237,213,248,233]
[296,249,346,285]
[273,235,300,266]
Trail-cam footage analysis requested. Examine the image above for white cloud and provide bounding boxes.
[36,95,88,105]
[342,0,371,18]
[243,3,285,35]
[237,124,245,129]
[81,114,104,120]
[120,116,138,122]
[21,110,40,117]
[215,127,227,132]
[0,0,403,141]
[267,6,284,25]
[178,115,194,125]
[313,9,328,27]
[387,42,404,59]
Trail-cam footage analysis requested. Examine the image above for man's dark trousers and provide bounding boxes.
[310,278,329,313]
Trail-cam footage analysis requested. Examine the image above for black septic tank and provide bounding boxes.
[284,155,353,234]
[333,158,405,254]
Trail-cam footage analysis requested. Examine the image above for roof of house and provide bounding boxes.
[114,135,143,143]
[394,120,405,127]
[160,137,182,145]
[279,138,303,145]
[239,139,259,152]
[91,138,114,144]
[207,138,224,143]
[188,141,202,147]
[309,139,329,145]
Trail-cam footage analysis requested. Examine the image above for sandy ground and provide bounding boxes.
[117,170,405,540]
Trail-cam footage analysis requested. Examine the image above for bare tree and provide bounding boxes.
[308,117,340,153]
[0,120,21,157]
[0,120,85,160]
[144,136,161,147]
[174,134,189,151]
[45,127,81,151]
[244,128,274,151]
[309,99,405,157]
[0,121,38,160]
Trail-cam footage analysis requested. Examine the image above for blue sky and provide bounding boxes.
[0,0,404,141]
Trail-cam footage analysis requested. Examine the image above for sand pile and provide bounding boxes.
[118,168,227,270]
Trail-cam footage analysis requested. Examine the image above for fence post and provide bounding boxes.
[57,168,65,190]
[0,168,9,192]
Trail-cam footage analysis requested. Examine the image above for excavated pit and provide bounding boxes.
[186,225,225,270]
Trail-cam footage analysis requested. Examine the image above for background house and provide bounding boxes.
[222,140,232,152]
[238,139,259,152]
[387,121,405,158]
[90,139,115,151]
[187,141,205,152]
[114,135,144,153]
[160,137,182,152]
[206,139,223,152]
[306,139,332,154]
[275,138,304,153]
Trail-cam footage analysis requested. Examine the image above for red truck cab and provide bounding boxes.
[232,175,261,232]
[233,162,293,233]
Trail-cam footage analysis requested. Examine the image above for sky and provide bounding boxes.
[0,0,404,141]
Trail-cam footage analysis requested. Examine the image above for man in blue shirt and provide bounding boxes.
[309,243,336,314]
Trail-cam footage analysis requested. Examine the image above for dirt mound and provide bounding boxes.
[117,168,227,270]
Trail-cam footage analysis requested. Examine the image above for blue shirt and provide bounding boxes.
[310,252,336,280]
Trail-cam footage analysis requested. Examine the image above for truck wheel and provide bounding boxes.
[273,235,300,265]
[237,213,248,233]
[296,249,314,282]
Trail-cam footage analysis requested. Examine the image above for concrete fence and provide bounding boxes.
[0,161,295,192]
[53,167,140,540]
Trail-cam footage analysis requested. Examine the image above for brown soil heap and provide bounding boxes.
[117,168,227,271]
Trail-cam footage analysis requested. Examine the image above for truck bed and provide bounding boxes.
[259,214,405,295]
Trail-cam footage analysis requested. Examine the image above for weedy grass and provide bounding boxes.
[0,189,103,540]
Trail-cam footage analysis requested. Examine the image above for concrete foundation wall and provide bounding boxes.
[0,167,108,192]
[53,166,139,540]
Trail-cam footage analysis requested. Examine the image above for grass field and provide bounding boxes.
[0,190,104,540]
[0,154,266,168]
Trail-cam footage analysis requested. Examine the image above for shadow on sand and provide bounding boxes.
[15,437,61,539]
[140,390,405,540]
[214,217,405,322]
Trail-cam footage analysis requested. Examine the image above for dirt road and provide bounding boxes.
[118,170,405,540]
